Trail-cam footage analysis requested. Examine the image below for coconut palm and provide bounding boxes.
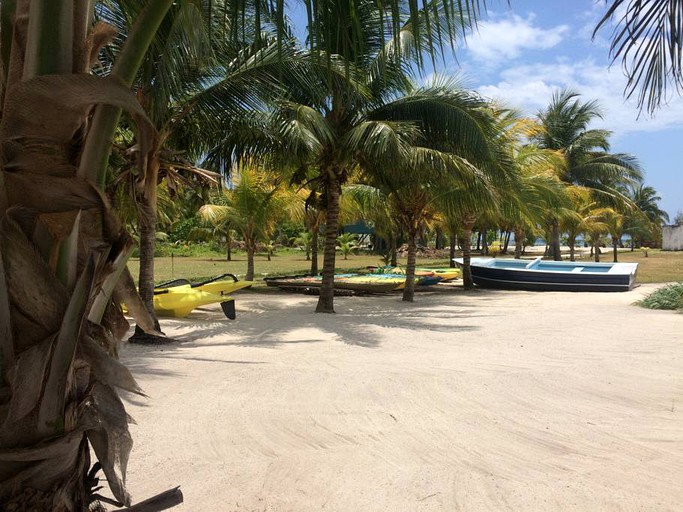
[535,89,642,260]
[0,0,493,506]
[336,232,359,259]
[200,166,301,280]
[0,1,182,508]
[600,208,627,262]
[595,0,683,113]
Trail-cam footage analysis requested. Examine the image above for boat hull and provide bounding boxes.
[455,258,638,292]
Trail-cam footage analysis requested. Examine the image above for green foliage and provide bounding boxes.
[674,211,683,226]
[637,283,683,311]
[168,216,204,242]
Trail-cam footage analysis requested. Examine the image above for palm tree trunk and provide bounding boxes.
[402,228,418,302]
[551,218,562,261]
[462,221,475,290]
[449,232,457,268]
[594,238,600,262]
[435,227,444,250]
[0,0,175,508]
[612,237,618,262]
[310,228,319,275]
[316,169,341,313]
[481,228,488,255]
[133,156,162,335]
[226,231,232,261]
[390,233,398,267]
[503,230,511,254]
[514,227,524,259]
[246,243,255,281]
[569,236,576,262]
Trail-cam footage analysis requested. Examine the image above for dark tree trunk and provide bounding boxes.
[435,227,444,250]
[568,236,576,262]
[514,227,524,259]
[267,249,271,261]
[551,218,562,261]
[246,243,255,281]
[449,233,457,267]
[612,237,619,262]
[550,219,562,261]
[390,233,398,267]
[316,169,341,313]
[402,228,418,302]
[476,231,481,251]
[481,228,488,255]
[310,228,319,275]
[503,230,511,254]
[594,238,600,262]
[462,222,475,290]
[226,231,232,261]
[133,156,161,336]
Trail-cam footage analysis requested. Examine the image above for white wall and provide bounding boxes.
[663,225,683,251]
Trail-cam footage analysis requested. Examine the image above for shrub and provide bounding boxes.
[636,283,683,310]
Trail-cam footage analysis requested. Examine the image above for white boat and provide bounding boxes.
[453,257,638,292]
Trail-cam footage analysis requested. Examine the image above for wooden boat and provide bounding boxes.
[150,273,253,318]
[453,257,638,292]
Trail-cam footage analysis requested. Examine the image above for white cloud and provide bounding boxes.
[476,60,683,138]
[465,14,569,67]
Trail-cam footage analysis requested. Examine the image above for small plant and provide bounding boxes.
[641,246,650,257]
[489,241,502,257]
[336,233,358,260]
[636,283,683,310]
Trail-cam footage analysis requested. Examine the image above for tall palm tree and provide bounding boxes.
[200,166,300,280]
[0,1,181,508]
[0,0,493,507]
[595,0,683,113]
[535,89,642,260]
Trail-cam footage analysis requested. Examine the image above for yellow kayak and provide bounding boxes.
[124,274,253,319]
[152,285,226,318]
[417,267,461,282]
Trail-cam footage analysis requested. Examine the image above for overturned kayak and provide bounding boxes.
[368,266,461,283]
[123,273,254,319]
[264,272,441,293]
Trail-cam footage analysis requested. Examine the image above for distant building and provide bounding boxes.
[662,225,683,251]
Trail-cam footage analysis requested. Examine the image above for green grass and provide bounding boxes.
[574,249,683,284]
[127,248,453,285]
[637,282,683,310]
[126,247,683,286]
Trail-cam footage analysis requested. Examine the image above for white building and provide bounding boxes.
[662,225,683,250]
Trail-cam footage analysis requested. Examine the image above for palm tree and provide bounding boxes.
[535,89,642,260]
[200,166,300,280]
[0,1,182,508]
[595,0,683,113]
[336,232,358,259]
[601,208,627,262]
[292,230,314,261]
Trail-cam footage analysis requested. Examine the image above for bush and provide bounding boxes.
[636,283,683,310]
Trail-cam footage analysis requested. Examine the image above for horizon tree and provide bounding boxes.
[535,89,642,260]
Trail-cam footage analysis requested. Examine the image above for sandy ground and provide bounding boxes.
[120,283,683,511]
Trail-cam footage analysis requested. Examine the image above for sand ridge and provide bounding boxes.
[120,284,683,511]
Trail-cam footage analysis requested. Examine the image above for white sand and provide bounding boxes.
[120,284,683,511]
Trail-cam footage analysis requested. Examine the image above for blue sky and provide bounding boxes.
[443,0,682,219]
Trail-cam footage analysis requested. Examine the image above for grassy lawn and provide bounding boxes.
[126,248,683,285]
[574,249,683,283]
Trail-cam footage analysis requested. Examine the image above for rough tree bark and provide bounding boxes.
[316,167,341,313]
[310,227,319,275]
[402,227,418,302]
[449,232,457,267]
[462,218,475,290]
[514,227,524,259]
[550,218,562,261]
